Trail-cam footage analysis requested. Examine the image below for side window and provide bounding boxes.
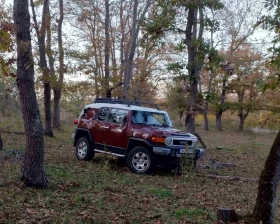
[132,110,145,124]
[108,109,128,124]
[97,107,109,121]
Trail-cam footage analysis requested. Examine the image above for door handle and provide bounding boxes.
[102,126,109,129]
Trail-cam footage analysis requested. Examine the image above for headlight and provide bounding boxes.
[165,137,173,146]
[193,141,198,147]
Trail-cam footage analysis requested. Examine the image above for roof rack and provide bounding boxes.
[94,98,160,110]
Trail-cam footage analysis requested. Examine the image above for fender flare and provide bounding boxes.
[74,128,93,146]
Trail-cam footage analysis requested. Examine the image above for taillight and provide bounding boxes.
[74,119,78,125]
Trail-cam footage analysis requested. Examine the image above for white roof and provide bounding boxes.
[85,103,167,113]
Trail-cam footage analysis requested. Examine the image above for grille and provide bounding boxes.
[173,140,193,146]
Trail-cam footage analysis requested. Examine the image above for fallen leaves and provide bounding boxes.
[0,122,279,223]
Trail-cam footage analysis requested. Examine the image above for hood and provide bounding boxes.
[131,124,196,140]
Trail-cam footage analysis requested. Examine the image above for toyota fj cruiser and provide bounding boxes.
[72,98,205,174]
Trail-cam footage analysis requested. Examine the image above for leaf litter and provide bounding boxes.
[0,120,279,223]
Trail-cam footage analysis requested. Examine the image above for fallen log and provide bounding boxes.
[1,130,25,135]
[0,132,3,151]
[195,132,207,149]
[196,174,259,182]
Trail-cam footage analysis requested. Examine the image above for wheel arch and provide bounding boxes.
[74,128,94,147]
[125,137,153,157]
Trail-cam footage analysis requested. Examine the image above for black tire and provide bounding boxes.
[127,146,155,174]
[75,137,94,161]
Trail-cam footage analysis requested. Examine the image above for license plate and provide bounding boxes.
[179,148,186,153]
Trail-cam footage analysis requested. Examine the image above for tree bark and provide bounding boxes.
[123,0,152,99]
[238,113,247,132]
[203,64,214,131]
[123,0,138,99]
[215,77,227,131]
[104,0,111,98]
[30,0,53,137]
[215,111,223,131]
[184,6,204,134]
[203,103,209,130]
[13,0,48,189]
[185,8,197,134]
[53,0,64,128]
[252,130,280,224]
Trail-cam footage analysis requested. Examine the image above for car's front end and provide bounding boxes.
[151,133,205,160]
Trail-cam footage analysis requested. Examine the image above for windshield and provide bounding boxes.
[131,110,172,127]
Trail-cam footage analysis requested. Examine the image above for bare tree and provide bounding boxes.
[13,0,48,188]
[52,0,64,128]
[104,0,110,97]
[184,6,205,134]
[123,0,152,99]
[30,0,53,136]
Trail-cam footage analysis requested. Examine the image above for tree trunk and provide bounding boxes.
[123,0,138,99]
[184,6,204,134]
[204,65,214,131]
[185,8,197,134]
[203,103,209,130]
[238,117,245,131]
[238,113,247,132]
[216,111,223,131]
[43,82,53,136]
[13,0,48,189]
[53,89,61,128]
[215,78,227,131]
[30,0,53,137]
[253,130,280,223]
[53,0,64,128]
[104,0,110,98]
[123,0,152,99]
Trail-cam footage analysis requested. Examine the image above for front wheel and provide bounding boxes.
[127,146,155,174]
[76,137,94,161]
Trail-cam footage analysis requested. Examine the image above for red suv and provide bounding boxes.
[72,98,205,174]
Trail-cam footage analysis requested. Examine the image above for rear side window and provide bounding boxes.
[97,107,110,121]
[108,108,128,124]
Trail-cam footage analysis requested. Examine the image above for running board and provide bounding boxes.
[94,149,125,157]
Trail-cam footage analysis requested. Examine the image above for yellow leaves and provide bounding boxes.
[0,30,10,52]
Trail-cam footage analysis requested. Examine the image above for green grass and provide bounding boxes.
[173,208,204,219]
[0,116,279,223]
[148,188,174,198]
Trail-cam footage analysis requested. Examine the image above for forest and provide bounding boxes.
[1,0,280,223]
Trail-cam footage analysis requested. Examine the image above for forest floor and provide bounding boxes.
[0,116,279,224]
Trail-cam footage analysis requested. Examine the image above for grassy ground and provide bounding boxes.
[0,116,279,224]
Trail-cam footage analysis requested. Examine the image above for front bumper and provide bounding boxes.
[153,146,205,160]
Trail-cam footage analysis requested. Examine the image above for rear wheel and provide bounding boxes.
[127,146,155,174]
[76,137,94,161]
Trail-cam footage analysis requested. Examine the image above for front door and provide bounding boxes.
[94,107,110,148]
[105,108,129,155]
